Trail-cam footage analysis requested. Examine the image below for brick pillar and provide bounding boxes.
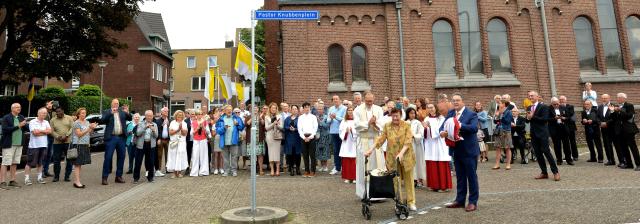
[264,0,283,103]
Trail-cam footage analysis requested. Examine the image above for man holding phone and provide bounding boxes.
[101,99,132,185]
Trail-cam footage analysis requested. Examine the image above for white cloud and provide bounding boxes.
[139,0,264,49]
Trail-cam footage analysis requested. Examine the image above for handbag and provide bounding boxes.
[67,129,78,160]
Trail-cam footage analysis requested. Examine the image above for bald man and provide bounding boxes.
[597,94,617,165]
[101,99,132,185]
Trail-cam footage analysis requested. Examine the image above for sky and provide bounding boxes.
[139,0,264,50]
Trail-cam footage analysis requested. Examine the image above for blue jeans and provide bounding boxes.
[43,136,54,173]
[52,143,73,179]
[126,144,136,172]
[330,134,342,171]
[102,136,126,178]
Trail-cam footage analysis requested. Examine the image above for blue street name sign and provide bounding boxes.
[254,10,319,20]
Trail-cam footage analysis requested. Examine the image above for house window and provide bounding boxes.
[71,77,80,90]
[487,19,512,73]
[1,84,17,96]
[208,56,218,68]
[187,56,196,69]
[573,17,598,71]
[433,20,456,76]
[626,16,640,68]
[328,44,344,82]
[351,45,368,81]
[153,38,163,49]
[170,100,185,116]
[596,0,624,70]
[191,76,206,91]
[457,0,483,74]
[193,100,202,110]
[154,63,164,82]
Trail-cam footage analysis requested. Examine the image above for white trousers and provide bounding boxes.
[190,140,210,176]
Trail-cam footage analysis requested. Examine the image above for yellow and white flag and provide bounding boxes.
[234,42,259,80]
[235,82,244,103]
[218,74,233,101]
[203,68,216,102]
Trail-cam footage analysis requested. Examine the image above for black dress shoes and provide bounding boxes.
[566,161,575,166]
[604,161,615,166]
[586,159,597,162]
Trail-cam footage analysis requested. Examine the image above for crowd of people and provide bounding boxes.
[0,83,638,213]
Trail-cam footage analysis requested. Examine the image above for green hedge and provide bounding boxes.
[0,95,131,117]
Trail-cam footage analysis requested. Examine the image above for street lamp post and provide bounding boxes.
[98,61,108,113]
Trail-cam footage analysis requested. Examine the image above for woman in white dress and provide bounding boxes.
[167,110,189,178]
[406,108,426,187]
[339,106,357,183]
[423,103,453,192]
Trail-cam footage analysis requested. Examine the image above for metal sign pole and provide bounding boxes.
[250,10,258,217]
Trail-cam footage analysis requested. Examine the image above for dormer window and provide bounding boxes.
[153,37,163,49]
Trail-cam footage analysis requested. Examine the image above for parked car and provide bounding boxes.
[86,114,105,151]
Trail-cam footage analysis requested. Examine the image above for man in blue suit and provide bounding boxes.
[101,99,132,185]
[440,93,480,212]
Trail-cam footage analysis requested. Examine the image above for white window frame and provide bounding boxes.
[208,56,218,68]
[191,76,206,91]
[187,56,196,69]
[154,63,164,82]
[193,100,202,110]
[1,84,17,96]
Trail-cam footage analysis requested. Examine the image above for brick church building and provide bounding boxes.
[264,0,640,107]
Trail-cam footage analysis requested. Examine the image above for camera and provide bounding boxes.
[52,100,60,109]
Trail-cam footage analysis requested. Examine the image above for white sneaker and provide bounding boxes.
[24,177,32,186]
[344,180,349,183]
[232,172,238,177]
[220,169,225,174]
[213,169,219,175]
[155,171,165,177]
[409,205,417,211]
[329,169,339,175]
[145,171,148,177]
[37,178,46,184]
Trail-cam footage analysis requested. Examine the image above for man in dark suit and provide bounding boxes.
[154,107,170,177]
[581,100,603,163]
[548,97,574,166]
[559,96,579,161]
[184,109,194,174]
[511,108,527,164]
[526,91,560,181]
[610,93,640,170]
[597,94,617,166]
[441,93,480,212]
[101,99,132,185]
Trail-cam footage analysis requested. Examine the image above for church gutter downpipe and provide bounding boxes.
[396,0,407,97]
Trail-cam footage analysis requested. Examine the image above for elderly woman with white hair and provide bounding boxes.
[126,113,141,174]
[582,82,598,108]
[191,109,212,177]
[215,105,245,177]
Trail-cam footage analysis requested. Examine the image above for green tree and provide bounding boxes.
[0,0,146,82]
[239,20,266,103]
[75,84,103,97]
